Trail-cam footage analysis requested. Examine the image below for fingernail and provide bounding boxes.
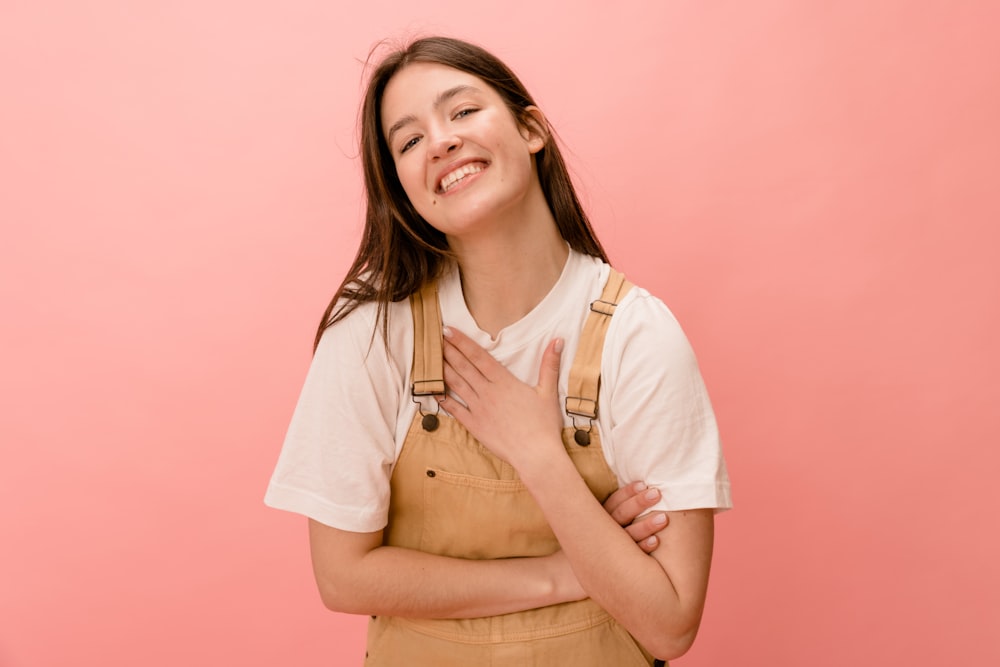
[644,489,659,501]
[644,536,657,547]
[653,513,667,525]
[442,326,453,338]
[634,481,647,491]
[554,338,564,353]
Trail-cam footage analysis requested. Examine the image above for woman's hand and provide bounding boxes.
[603,482,670,554]
[440,326,565,471]
[441,327,669,552]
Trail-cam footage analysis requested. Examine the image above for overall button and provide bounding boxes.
[422,413,440,431]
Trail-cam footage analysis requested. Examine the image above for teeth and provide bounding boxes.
[440,163,485,192]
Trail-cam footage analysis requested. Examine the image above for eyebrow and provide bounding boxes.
[385,84,481,147]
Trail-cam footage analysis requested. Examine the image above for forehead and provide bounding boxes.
[381,63,496,131]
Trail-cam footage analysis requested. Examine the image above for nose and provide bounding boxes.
[428,128,461,160]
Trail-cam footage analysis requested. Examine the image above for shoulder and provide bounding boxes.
[313,296,413,380]
[599,279,711,413]
[606,282,695,364]
[570,250,612,295]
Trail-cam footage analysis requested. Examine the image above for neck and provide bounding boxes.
[447,191,569,337]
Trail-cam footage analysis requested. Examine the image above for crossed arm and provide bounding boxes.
[308,327,714,661]
[308,481,664,619]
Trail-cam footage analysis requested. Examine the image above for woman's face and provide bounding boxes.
[380,63,546,238]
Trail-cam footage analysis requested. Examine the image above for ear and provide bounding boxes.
[519,106,549,154]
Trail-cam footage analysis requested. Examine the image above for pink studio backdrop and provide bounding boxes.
[2,1,998,665]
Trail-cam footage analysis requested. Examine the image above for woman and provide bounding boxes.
[266,36,731,665]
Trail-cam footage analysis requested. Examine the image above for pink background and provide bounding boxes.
[2,1,998,665]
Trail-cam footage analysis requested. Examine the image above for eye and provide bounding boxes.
[399,136,420,154]
[453,107,478,120]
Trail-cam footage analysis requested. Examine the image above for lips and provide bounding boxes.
[436,160,488,194]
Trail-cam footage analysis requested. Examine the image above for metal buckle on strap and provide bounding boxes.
[565,396,598,419]
[564,399,596,447]
[589,299,617,316]
[412,379,445,396]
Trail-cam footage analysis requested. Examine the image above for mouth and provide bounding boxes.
[437,161,488,194]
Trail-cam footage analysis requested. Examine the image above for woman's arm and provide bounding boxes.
[308,521,580,618]
[308,481,668,619]
[439,328,714,660]
[515,466,714,660]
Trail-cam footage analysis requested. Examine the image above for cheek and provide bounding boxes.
[395,163,425,199]
[397,168,439,219]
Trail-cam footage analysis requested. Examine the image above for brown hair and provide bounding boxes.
[315,36,609,349]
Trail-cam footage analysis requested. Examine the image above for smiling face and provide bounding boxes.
[380,63,547,238]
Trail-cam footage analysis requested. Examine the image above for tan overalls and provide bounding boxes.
[365,270,663,666]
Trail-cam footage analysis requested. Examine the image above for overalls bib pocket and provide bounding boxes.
[420,466,559,559]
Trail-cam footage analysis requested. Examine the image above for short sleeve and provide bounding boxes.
[601,290,732,513]
[264,305,403,532]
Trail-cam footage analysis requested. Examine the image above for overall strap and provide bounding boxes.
[410,282,446,397]
[565,269,633,426]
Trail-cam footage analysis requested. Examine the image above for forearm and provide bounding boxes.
[518,448,713,659]
[309,522,581,619]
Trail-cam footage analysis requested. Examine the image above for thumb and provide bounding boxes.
[536,337,563,396]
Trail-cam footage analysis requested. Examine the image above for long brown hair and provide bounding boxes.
[315,36,609,350]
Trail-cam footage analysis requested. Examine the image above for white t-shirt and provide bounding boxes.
[265,250,731,532]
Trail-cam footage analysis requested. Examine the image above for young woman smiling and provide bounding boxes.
[266,36,731,666]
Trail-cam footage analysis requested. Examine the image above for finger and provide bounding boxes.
[603,482,648,519]
[443,326,503,382]
[442,336,489,389]
[536,338,563,397]
[443,358,478,402]
[608,485,661,526]
[637,535,658,554]
[438,395,473,426]
[625,512,669,547]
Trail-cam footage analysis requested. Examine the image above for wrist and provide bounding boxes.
[515,437,574,488]
[541,550,586,605]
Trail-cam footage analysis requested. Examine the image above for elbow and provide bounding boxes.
[314,575,365,615]
[647,631,698,662]
[315,581,347,613]
[641,617,703,662]
[307,519,383,615]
